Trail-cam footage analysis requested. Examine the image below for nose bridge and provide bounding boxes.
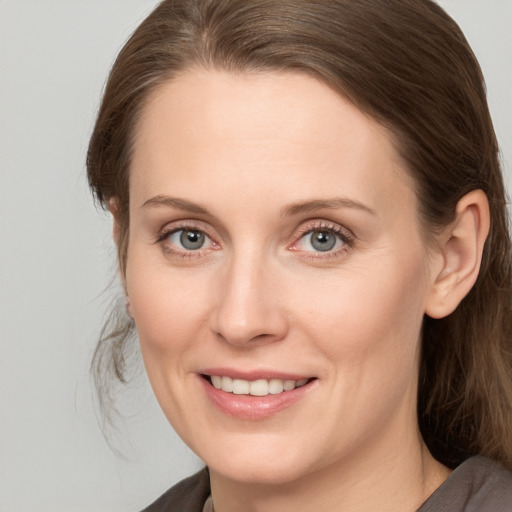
[211,244,287,346]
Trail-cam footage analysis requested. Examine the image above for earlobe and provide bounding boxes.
[425,190,490,319]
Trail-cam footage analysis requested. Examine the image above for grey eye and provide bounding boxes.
[169,229,206,250]
[309,230,338,252]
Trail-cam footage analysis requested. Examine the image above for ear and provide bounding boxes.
[425,190,490,319]
[107,196,129,289]
[107,196,122,244]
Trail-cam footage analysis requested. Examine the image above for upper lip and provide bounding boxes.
[200,368,314,381]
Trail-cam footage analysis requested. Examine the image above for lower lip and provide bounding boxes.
[199,376,315,420]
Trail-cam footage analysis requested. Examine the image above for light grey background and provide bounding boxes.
[0,1,510,511]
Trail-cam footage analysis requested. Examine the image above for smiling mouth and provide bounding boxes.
[203,375,314,397]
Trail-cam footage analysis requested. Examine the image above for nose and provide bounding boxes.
[210,252,289,347]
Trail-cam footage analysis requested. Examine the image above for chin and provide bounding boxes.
[212,461,307,485]
[202,441,322,485]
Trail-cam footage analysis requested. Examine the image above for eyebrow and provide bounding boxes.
[281,198,376,217]
[141,195,376,217]
[141,195,212,215]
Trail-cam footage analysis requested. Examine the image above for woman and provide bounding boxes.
[87,0,512,510]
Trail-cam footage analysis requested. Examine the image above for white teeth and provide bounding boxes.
[268,379,284,394]
[232,379,250,395]
[221,376,233,392]
[283,380,296,391]
[249,379,269,396]
[209,376,310,396]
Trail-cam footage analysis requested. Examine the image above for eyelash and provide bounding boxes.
[290,221,355,259]
[155,220,355,260]
[155,222,218,259]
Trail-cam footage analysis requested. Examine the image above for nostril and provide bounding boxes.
[252,333,272,341]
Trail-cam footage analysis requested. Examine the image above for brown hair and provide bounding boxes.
[87,0,512,469]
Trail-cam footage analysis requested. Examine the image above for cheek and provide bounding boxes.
[125,248,213,360]
[295,252,429,376]
[296,256,429,449]
[124,253,214,420]
[132,285,206,352]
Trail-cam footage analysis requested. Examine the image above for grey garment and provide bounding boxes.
[418,456,512,511]
[140,456,512,511]
[141,467,210,512]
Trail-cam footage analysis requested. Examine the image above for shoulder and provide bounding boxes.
[140,468,211,512]
[419,456,512,512]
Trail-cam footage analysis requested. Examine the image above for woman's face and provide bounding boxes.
[125,69,437,484]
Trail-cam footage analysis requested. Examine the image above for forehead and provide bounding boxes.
[130,69,417,221]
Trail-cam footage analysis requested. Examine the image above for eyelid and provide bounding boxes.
[155,219,214,240]
[155,220,220,257]
[153,218,355,259]
[293,220,353,239]
[289,220,355,256]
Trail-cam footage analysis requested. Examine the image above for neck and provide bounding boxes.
[209,421,450,512]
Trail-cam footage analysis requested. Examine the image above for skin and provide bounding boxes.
[120,69,489,511]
